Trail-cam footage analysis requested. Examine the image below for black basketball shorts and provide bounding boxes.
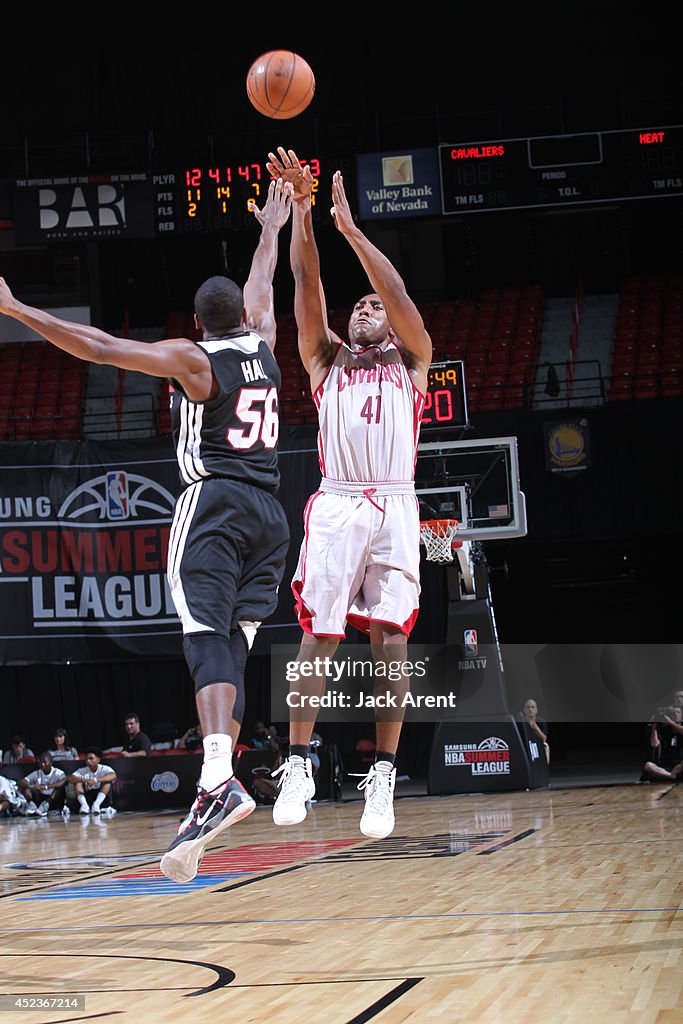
[167,477,290,635]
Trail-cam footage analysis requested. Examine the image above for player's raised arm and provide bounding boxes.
[330,170,432,378]
[266,148,338,384]
[0,276,212,399]
[244,176,293,353]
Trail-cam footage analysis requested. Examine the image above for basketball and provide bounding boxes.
[246,50,315,119]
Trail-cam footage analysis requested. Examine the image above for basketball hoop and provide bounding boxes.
[419,518,459,563]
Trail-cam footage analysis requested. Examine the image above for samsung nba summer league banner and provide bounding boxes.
[356,148,442,220]
[0,437,184,664]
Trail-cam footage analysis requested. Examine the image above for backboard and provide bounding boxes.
[416,436,527,540]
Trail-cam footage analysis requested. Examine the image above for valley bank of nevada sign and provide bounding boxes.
[356,149,442,220]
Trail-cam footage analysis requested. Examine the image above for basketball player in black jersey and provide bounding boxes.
[0,177,294,882]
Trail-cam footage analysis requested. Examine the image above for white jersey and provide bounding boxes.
[25,766,66,796]
[71,764,116,789]
[314,341,424,484]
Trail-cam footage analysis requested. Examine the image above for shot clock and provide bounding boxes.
[421,360,468,431]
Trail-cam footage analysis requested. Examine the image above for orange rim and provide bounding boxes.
[420,518,458,536]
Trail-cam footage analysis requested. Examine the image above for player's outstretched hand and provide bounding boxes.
[248,176,294,228]
[330,171,355,236]
[266,148,314,203]
[0,277,19,316]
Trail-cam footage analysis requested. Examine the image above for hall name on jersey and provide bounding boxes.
[241,357,268,382]
[338,364,403,390]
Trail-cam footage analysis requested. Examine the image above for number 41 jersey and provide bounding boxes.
[314,340,425,484]
[170,331,281,493]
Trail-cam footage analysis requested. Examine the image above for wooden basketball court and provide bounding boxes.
[0,781,681,1023]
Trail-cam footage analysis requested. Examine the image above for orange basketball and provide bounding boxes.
[246,50,315,119]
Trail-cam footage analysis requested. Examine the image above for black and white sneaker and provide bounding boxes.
[160,777,255,883]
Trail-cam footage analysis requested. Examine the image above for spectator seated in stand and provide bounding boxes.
[0,775,29,817]
[48,728,79,762]
[519,698,550,765]
[68,747,118,816]
[19,752,68,817]
[641,705,683,783]
[2,735,35,764]
[250,720,280,750]
[149,719,179,751]
[121,712,152,758]
[173,723,203,752]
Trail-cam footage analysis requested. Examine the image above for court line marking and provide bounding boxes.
[0,906,680,935]
[343,978,422,1024]
[476,827,538,853]
[0,858,168,900]
[216,863,307,892]
[22,1015,123,1023]
[0,818,675,901]
[0,953,234,996]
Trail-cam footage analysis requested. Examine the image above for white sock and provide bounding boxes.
[198,734,233,791]
[78,794,88,810]
[92,792,105,811]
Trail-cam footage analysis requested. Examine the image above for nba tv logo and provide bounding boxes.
[106,471,129,519]
[464,629,478,657]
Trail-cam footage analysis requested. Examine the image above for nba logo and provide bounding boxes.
[464,628,478,657]
[106,471,129,519]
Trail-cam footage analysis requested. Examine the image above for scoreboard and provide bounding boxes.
[439,126,683,214]
[10,125,683,244]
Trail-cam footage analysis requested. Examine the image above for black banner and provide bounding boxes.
[0,437,184,664]
[13,177,155,244]
[427,715,534,794]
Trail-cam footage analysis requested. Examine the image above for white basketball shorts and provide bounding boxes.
[291,483,421,638]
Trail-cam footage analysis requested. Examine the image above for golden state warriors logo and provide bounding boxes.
[546,421,588,471]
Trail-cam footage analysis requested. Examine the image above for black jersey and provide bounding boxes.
[170,331,281,493]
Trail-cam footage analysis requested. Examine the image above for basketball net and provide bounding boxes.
[419,519,459,563]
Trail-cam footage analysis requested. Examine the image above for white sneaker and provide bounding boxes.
[357,762,396,839]
[37,801,50,817]
[79,805,90,815]
[100,807,117,818]
[25,801,39,817]
[61,805,71,817]
[272,756,316,826]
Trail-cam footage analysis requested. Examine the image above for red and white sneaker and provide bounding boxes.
[160,777,255,883]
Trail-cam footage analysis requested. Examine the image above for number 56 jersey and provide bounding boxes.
[314,340,425,484]
[170,331,281,493]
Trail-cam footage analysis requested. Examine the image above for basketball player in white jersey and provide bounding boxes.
[0,178,293,881]
[266,147,433,839]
